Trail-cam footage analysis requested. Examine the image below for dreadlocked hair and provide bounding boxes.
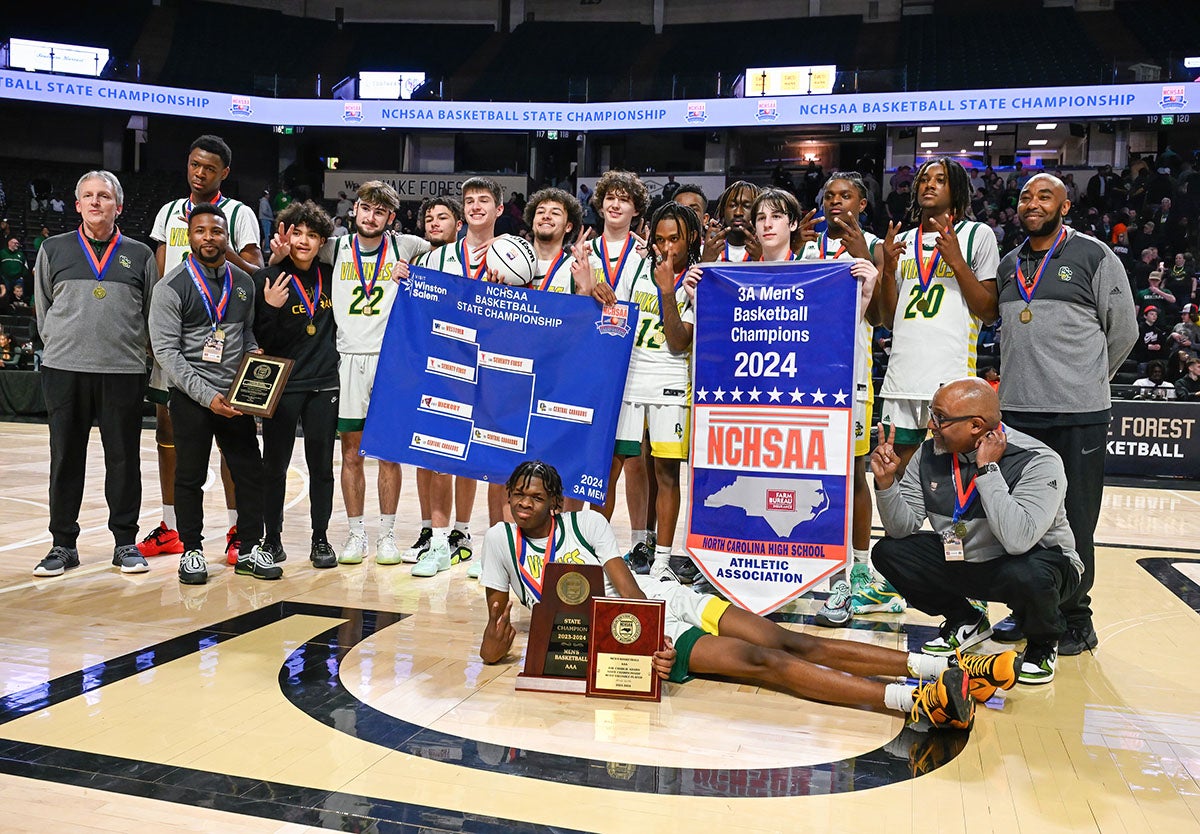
[905,157,972,226]
[506,460,564,511]
[648,200,703,273]
[715,180,760,221]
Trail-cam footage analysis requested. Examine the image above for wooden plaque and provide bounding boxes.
[514,562,605,695]
[586,597,665,702]
[227,353,293,418]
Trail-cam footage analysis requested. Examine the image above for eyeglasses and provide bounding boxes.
[929,412,982,428]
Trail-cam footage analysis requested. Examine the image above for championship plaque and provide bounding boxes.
[227,353,293,418]
[586,597,665,702]
[515,562,604,695]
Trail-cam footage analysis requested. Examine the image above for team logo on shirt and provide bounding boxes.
[685,101,707,123]
[756,100,778,121]
[230,96,254,117]
[596,304,631,337]
[236,287,248,301]
[1161,86,1187,109]
[1058,266,1073,281]
[343,103,363,122]
[118,254,131,269]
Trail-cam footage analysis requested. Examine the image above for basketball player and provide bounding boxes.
[672,184,710,229]
[403,195,480,578]
[523,187,582,294]
[480,461,1018,728]
[409,177,504,577]
[878,158,999,473]
[797,173,906,625]
[142,135,263,565]
[591,201,702,581]
[286,182,429,567]
[701,181,761,263]
[253,201,339,569]
[148,204,278,585]
[567,171,654,567]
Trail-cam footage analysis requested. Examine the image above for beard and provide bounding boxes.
[932,437,948,456]
[1021,213,1062,238]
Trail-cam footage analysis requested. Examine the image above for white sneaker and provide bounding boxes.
[339,532,368,565]
[923,614,993,656]
[412,535,451,577]
[376,530,401,565]
[466,558,482,579]
[648,558,671,581]
[401,527,432,563]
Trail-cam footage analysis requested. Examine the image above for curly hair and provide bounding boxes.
[276,200,334,239]
[524,188,584,245]
[591,170,649,219]
[647,201,702,273]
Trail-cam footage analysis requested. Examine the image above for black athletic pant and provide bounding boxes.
[169,390,263,554]
[42,367,145,548]
[1003,420,1106,629]
[873,532,1080,644]
[261,388,338,543]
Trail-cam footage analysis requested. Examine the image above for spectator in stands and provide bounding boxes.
[1174,356,1200,401]
[1006,161,1030,190]
[980,366,1000,392]
[1136,269,1175,318]
[30,176,50,211]
[890,165,913,191]
[1130,248,1157,292]
[50,195,64,213]
[886,180,910,224]
[258,190,274,243]
[1133,360,1175,399]
[7,281,32,316]
[0,219,9,242]
[0,178,6,214]
[1147,168,1175,208]
[1136,306,1169,367]
[1063,173,1079,205]
[0,325,21,368]
[272,186,292,214]
[0,238,27,292]
[32,226,50,254]
[1085,165,1114,211]
[330,216,348,237]
[1170,304,1200,358]
[334,190,352,219]
[1166,252,1196,310]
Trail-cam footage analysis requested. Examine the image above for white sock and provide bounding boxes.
[631,529,648,548]
[884,683,916,713]
[907,652,949,680]
[432,528,450,548]
[654,544,672,567]
[379,514,396,535]
[227,509,237,528]
[162,505,177,529]
[454,520,470,534]
[348,516,365,535]
[852,548,870,566]
[420,518,432,530]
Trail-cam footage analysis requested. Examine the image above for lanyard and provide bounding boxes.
[914,228,941,294]
[1015,226,1067,305]
[537,250,569,291]
[185,191,222,218]
[818,232,846,260]
[184,255,232,332]
[352,234,386,298]
[723,241,752,262]
[76,226,122,283]
[459,239,487,280]
[600,233,634,288]
[290,267,322,322]
[515,516,558,603]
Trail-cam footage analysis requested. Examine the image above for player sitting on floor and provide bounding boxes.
[478,461,1019,729]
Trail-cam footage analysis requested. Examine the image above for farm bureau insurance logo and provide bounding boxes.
[1161,86,1188,110]
[230,95,253,117]
[596,304,631,337]
[342,102,363,122]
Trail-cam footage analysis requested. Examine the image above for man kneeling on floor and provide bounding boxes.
[479,461,1019,729]
[871,377,1082,686]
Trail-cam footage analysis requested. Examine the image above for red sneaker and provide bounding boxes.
[137,522,184,557]
[225,525,240,565]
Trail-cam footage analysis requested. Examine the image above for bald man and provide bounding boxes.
[870,378,1082,686]
[995,174,1136,657]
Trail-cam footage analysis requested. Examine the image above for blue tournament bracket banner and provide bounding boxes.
[360,266,636,501]
[686,261,858,615]
[0,69,1194,130]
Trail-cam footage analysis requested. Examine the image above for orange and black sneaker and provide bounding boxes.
[137,521,184,557]
[911,666,975,730]
[225,525,241,566]
[953,649,1019,703]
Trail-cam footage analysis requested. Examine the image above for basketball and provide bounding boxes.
[486,234,537,286]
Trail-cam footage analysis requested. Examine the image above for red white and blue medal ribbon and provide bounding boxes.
[1015,226,1067,305]
[184,191,222,219]
[76,226,122,285]
[723,241,752,262]
[600,234,634,288]
[185,255,232,333]
[950,455,979,529]
[818,232,846,260]
[915,229,941,294]
[459,239,487,281]
[352,234,386,299]
[290,268,322,323]
[537,250,568,291]
[515,515,558,603]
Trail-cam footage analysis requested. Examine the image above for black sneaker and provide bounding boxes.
[33,545,80,577]
[309,540,337,569]
[667,553,700,584]
[402,527,433,564]
[991,614,1024,643]
[112,544,149,574]
[448,529,473,563]
[1057,623,1098,656]
[235,545,284,580]
[178,549,209,585]
[624,542,653,575]
[261,540,288,563]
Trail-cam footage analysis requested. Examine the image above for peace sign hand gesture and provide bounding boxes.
[262,273,291,308]
[870,422,901,489]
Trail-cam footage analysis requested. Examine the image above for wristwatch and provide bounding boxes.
[980,462,1001,476]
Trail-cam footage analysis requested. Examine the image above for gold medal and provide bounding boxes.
[954,521,968,539]
[1019,307,1032,324]
[362,306,373,317]
[214,328,225,341]
[306,322,316,336]
[93,285,106,299]
[916,297,928,312]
